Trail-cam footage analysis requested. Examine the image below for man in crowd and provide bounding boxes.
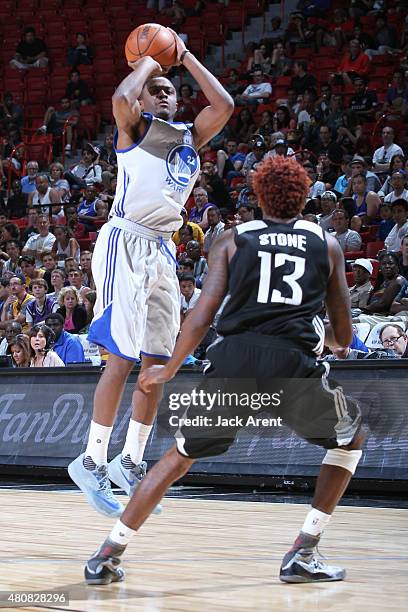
[0,274,33,332]
[185,241,208,288]
[203,207,225,257]
[235,69,272,106]
[372,127,403,174]
[179,273,201,320]
[332,209,362,252]
[38,98,79,156]
[173,208,204,248]
[383,171,408,204]
[290,60,317,95]
[80,251,95,291]
[318,191,337,231]
[10,27,48,70]
[25,278,58,328]
[27,175,61,218]
[384,199,408,254]
[237,203,256,223]
[0,321,22,355]
[22,214,56,267]
[349,77,378,123]
[22,208,40,242]
[188,187,213,231]
[199,161,232,210]
[349,259,373,309]
[2,241,22,278]
[21,161,39,194]
[45,313,85,364]
[380,324,408,358]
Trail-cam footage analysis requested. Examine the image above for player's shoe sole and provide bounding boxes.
[68,453,124,518]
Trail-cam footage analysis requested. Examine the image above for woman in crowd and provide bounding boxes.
[81,289,96,333]
[49,162,70,203]
[56,286,87,334]
[29,324,65,367]
[362,253,406,316]
[1,222,20,244]
[255,110,274,140]
[272,105,294,133]
[378,154,406,199]
[175,84,200,123]
[10,334,30,367]
[235,108,256,143]
[52,226,80,267]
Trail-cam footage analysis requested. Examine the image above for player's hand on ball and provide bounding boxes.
[168,28,187,66]
[139,364,173,392]
[127,56,163,77]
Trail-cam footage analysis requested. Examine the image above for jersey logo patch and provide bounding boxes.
[166,144,199,189]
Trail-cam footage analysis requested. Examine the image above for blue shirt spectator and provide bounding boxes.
[21,162,39,194]
[44,313,85,364]
[350,332,369,353]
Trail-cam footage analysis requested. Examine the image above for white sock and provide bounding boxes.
[84,421,112,466]
[121,420,152,466]
[301,507,331,537]
[109,519,135,546]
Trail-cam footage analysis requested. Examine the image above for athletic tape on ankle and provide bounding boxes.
[322,448,362,475]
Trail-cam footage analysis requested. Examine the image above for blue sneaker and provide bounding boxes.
[108,454,162,515]
[68,453,124,518]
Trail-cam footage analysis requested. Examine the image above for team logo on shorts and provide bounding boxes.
[166,145,199,189]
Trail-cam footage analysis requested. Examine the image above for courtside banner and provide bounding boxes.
[0,364,407,479]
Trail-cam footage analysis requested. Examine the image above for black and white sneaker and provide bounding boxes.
[279,532,346,583]
[85,538,126,585]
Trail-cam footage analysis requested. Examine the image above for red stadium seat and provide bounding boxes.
[344,250,366,260]
[346,272,355,287]
[366,241,384,258]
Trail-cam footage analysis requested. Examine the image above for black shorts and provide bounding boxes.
[175,332,361,459]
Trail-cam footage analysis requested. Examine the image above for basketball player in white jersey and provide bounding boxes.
[68,31,233,517]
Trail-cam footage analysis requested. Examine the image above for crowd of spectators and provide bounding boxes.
[1,1,408,366]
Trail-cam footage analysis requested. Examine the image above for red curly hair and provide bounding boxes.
[252,156,310,219]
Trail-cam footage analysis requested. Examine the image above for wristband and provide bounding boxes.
[180,49,190,64]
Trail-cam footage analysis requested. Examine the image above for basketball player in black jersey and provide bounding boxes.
[84,156,365,585]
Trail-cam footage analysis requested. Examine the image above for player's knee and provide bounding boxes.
[322,447,362,475]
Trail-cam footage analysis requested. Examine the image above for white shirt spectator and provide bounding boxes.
[308,181,325,199]
[384,189,408,204]
[384,220,408,252]
[335,229,362,252]
[204,221,225,256]
[0,338,8,356]
[266,146,295,158]
[23,232,56,267]
[372,143,403,166]
[180,288,201,313]
[242,82,272,99]
[71,162,102,185]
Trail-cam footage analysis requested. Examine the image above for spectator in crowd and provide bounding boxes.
[10,27,48,70]
[269,42,291,78]
[199,160,233,209]
[2,241,22,278]
[364,13,400,58]
[203,207,225,256]
[47,268,66,301]
[349,77,378,123]
[332,209,362,252]
[179,273,201,321]
[99,133,117,178]
[68,268,90,298]
[237,203,256,222]
[99,175,117,210]
[1,222,20,244]
[38,98,79,157]
[52,225,80,265]
[379,324,408,357]
[0,277,10,322]
[175,84,200,122]
[176,225,194,259]
[49,162,70,202]
[265,16,285,43]
[284,12,307,53]
[45,313,85,364]
[236,69,272,106]
[41,251,57,291]
[384,199,408,253]
[222,69,244,98]
[67,32,94,67]
[331,39,370,86]
[362,252,405,316]
[373,127,404,174]
[235,108,256,143]
[267,138,290,159]
[383,171,408,204]
[317,191,338,231]
[65,143,102,188]
[7,180,28,219]
[178,257,195,275]
[29,323,65,367]
[77,185,107,229]
[290,60,317,95]
[80,251,95,290]
[19,255,42,287]
[189,187,214,231]
[248,42,273,75]
[22,214,56,267]
[0,92,23,133]
[21,161,39,194]
[65,69,92,108]
[242,136,267,173]
[217,139,246,179]
[185,240,208,288]
[173,208,204,247]
[305,164,325,199]
[378,202,395,241]
[25,278,58,328]
[27,175,61,219]
[351,173,381,221]
[0,320,22,355]
[0,274,33,332]
[378,154,406,198]
[64,257,79,275]
[399,234,408,279]
[349,258,374,308]
[22,208,39,242]
[315,124,344,165]
[10,333,31,367]
[82,290,96,332]
[390,277,408,315]
[56,286,87,334]
[382,70,408,117]
[342,155,382,194]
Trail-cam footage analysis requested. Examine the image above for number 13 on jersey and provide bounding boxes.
[257,251,305,306]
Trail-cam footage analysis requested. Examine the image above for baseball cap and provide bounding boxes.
[321,190,337,201]
[391,169,407,178]
[274,139,287,147]
[84,142,100,158]
[352,258,373,274]
[350,155,366,166]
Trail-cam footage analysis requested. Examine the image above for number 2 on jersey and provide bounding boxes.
[257,251,305,306]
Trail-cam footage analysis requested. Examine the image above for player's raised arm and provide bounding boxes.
[112,56,163,137]
[324,232,353,349]
[170,31,234,150]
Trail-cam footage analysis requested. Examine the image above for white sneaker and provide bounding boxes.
[108,454,162,515]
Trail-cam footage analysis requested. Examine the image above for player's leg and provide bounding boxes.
[278,363,364,583]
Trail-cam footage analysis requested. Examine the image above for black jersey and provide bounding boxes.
[217,219,330,355]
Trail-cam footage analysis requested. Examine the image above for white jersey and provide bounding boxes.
[110,113,200,232]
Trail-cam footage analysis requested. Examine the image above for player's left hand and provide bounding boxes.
[139,364,173,393]
[168,28,187,66]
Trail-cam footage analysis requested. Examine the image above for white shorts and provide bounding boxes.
[88,217,180,361]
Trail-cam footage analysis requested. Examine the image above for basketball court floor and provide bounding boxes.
[1,485,407,611]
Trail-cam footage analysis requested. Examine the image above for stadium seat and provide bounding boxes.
[346,271,355,287]
[345,250,366,260]
[353,323,370,344]
[366,241,384,258]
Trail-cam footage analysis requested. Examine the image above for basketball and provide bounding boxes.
[125,23,178,69]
